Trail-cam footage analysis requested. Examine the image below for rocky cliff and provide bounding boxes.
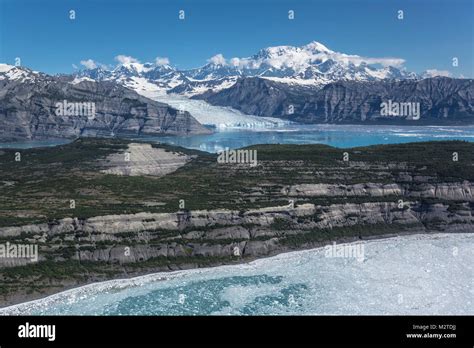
[0,197,471,267]
[196,77,474,124]
[0,65,210,141]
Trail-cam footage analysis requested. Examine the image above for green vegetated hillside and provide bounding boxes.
[0,138,472,305]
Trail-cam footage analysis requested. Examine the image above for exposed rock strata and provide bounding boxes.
[0,66,210,141]
[0,200,471,266]
[197,77,474,124]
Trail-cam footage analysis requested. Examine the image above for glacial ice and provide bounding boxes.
[131,82,289,129]
[155,94,289,129]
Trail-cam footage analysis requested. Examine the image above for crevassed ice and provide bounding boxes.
[128,79,289,129]
[154,94,289,129]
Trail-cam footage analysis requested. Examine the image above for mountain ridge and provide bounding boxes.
[194,76,474,124]
[0,64,210,141]
[73,41,440,97]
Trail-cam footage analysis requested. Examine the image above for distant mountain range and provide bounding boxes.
[0,41,473,141]
[75,41,434,97]
[71,41,473,124]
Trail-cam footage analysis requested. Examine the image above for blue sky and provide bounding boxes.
[0,0,472,76]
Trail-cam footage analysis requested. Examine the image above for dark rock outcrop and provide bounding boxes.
[196,77,474,124]
[0,66,210,141]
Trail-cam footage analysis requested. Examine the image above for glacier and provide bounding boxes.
[1,233,472,315]
[152,94,289,129]
[119,76,289,129]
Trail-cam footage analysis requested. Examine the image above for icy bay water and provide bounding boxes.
[1,233,473,315]
[142,124,474,153]
[0,139,69,149]
[1,125,473,151]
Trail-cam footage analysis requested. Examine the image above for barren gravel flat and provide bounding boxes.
[101,143,192,176]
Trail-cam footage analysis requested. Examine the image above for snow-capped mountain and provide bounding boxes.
[76,61,189,95]
[168,76,239,96]
[75,41,425,97]
[184,62,242,81]
[176,41,419,90]
[76,66,112,80]
[0,63,42,82]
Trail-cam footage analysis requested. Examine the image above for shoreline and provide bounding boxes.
[1,229,471,312]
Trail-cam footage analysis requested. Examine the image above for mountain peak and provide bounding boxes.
[113,61,152,75]
[0,64,39,82]
[71,41,426,97]
[303,41,332,53]
[0,63,15,73]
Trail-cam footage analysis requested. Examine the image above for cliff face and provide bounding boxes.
[0,67,210,141]
[0,198,471,267]
[283,182,474,201]
[197,77,474,124]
